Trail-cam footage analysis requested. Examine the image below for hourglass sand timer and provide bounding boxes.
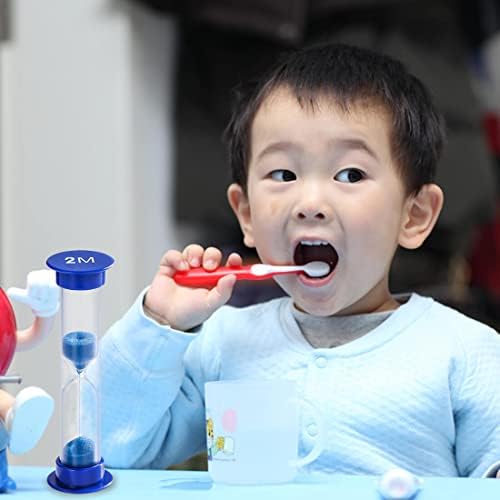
[46,250,114,493]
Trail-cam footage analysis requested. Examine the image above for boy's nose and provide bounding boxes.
[293,181,333,222]
[293,198,332,222]
[295,207,328,221]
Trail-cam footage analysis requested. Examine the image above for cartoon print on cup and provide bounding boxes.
[206,409,236,461]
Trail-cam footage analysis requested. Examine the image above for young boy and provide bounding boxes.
[98,43,500,478]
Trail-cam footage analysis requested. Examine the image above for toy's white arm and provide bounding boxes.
[7,270,60,351]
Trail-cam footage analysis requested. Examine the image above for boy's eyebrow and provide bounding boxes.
[255,141,301,161]
[329,137,380,162]
[254,138,380,162]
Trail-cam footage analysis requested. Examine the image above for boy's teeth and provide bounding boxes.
[300,240,329,246]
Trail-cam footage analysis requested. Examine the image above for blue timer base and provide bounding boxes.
[47,458,113,494]
[47,470,112,494]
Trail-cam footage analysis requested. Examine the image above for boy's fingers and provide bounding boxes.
[159,250,188,275]
[225,252,243,267]
[203,247,222,270]
[206,275,236,311]
[183,244,204,268]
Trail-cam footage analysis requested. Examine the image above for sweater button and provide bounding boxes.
[307,424,318,436]
[315,356,327,368]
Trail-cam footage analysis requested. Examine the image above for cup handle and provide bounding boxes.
[290,397,325,469]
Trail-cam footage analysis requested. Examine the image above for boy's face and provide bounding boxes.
[228,88,429,316]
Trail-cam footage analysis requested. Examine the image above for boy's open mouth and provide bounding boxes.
[293,241,338,277]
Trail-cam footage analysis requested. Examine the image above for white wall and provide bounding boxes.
[0,0,192,465]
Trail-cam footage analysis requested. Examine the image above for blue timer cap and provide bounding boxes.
[46,250,114,291]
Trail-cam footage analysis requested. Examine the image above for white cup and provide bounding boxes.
[204,379,323,485]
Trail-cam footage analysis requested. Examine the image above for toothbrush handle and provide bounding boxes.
[173,266,272,287]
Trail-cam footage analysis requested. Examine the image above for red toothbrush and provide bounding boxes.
[174,261,330,287]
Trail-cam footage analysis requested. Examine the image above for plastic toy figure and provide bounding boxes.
[0,270,59,492]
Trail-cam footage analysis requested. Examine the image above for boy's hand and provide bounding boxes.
[143,245,242,331]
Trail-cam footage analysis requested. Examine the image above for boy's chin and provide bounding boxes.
[292,299,339,317]
[278,279,346,316]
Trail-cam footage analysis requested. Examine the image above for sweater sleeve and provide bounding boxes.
[98,289,219,469]
[452,323,500,477]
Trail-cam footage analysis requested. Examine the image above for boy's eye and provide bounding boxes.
[270,169,296,182]
[335,167,364,183]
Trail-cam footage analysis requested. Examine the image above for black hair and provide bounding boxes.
[224,43,446,195]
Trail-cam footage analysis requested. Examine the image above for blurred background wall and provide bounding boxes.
[0,0,198,465]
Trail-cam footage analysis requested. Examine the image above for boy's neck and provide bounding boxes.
[334,277,401,316]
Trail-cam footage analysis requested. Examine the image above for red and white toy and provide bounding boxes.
[0,270,60,455]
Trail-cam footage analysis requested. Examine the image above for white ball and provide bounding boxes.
[377,467,422,499]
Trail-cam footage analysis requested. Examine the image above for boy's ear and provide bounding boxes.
[399,183,444,250]
[227,183,255,248]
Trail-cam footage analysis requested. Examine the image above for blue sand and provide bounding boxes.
[63,331,96,371]
[62,436,96,468]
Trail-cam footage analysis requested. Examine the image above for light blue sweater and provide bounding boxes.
[98,292,500,477]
